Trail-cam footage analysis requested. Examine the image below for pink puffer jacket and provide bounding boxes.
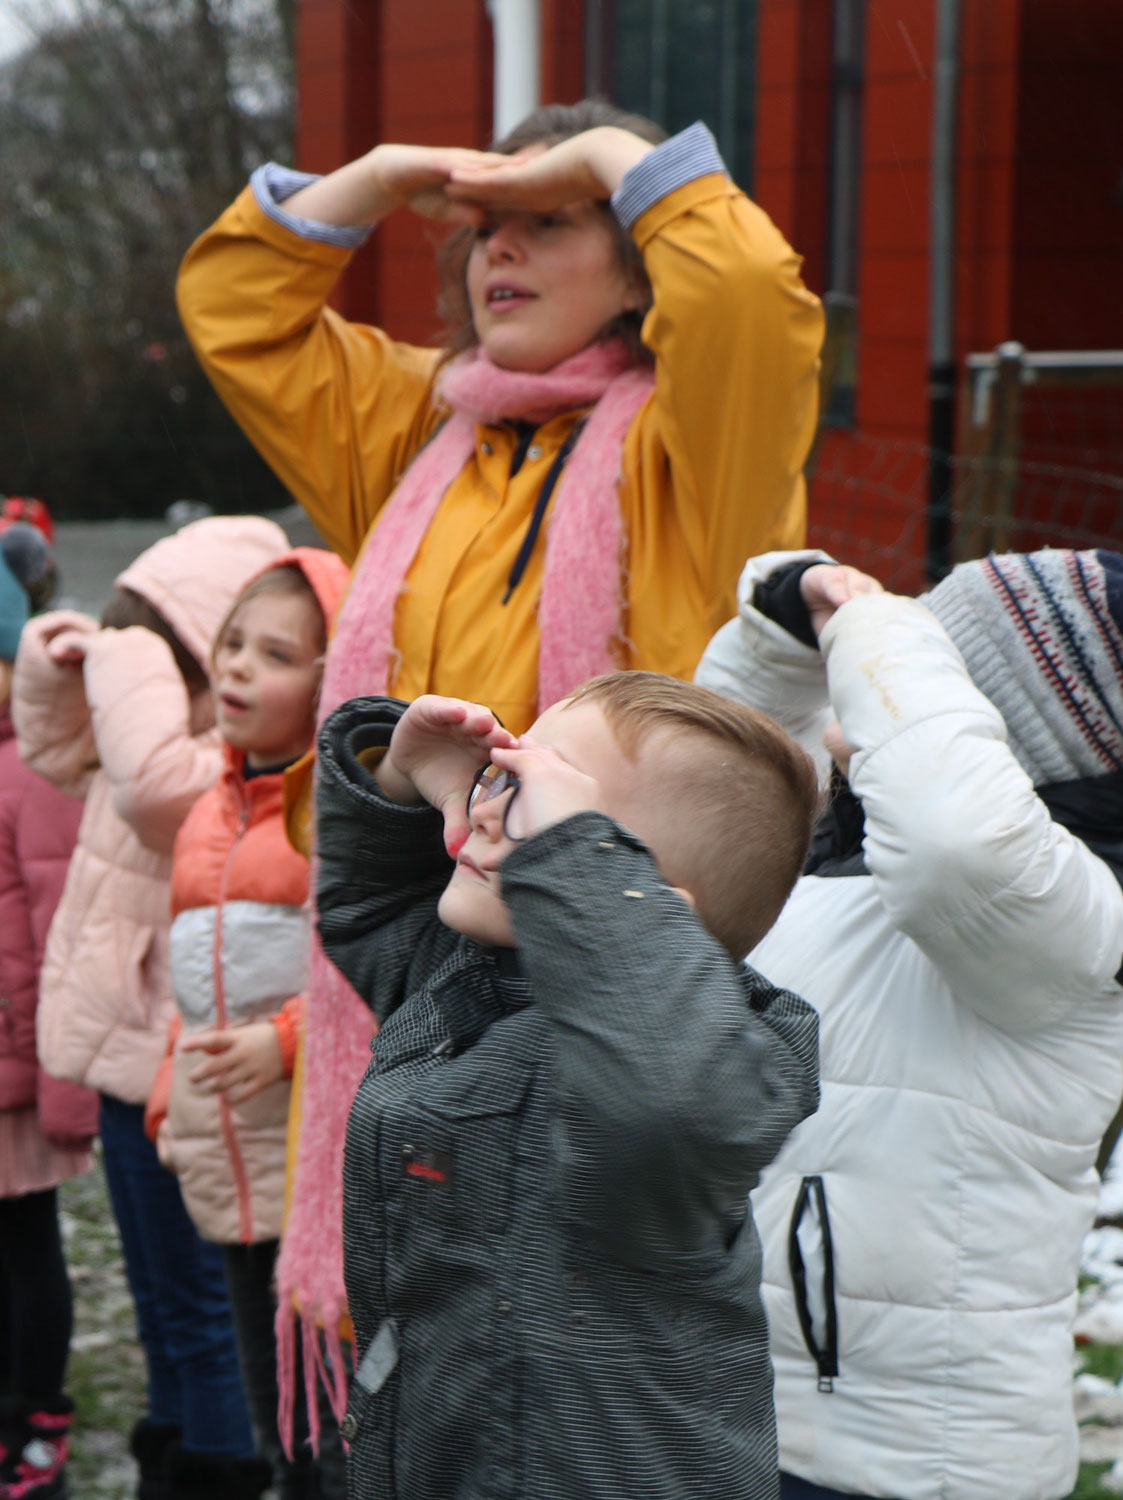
[0,710,96,1145]
[13,516,288,1104]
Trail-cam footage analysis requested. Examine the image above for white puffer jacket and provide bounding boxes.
[697,552,1123,1500]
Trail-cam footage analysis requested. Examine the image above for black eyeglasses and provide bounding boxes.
[467,763,523,841]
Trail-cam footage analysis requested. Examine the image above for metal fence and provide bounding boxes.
[955,344,1123,559]
[806,344,1123,590]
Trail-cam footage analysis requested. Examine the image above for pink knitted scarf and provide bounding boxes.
[276,339,653,1448]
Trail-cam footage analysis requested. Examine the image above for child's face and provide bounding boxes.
[465,194,641,374]
[212,590,322,769]
[437,699,627,948]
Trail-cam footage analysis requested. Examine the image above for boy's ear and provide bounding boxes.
[668,885,696,912]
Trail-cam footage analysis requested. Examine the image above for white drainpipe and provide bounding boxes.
[487,0,542,139]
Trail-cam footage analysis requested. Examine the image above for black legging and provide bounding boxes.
[0,1188,73,1402]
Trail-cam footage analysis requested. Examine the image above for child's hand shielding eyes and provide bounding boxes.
[382,695,518,856]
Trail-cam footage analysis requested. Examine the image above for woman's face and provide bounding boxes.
[465,199,642,373]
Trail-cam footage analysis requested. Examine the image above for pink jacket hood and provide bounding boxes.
[239,546,351,640]
[116,515,290,671]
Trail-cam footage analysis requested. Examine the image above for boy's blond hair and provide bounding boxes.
[569,672,821,959]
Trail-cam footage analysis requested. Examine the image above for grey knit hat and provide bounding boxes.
[923,549,1123,786]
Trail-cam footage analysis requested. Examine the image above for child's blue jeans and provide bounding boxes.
[98,1094,254,1458]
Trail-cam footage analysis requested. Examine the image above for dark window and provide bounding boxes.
[822,0,865,426]
[585,0,758,194]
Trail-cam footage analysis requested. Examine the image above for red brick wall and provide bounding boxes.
[955,0,1020,357]
[296,0,383,323]
[1010,0,1123,351]
[754,0,833,294]
[791,0,1030,585]
[297,0,493,338]
[541,0,586,103]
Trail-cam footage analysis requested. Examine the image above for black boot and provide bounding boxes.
[164,1442,272,1500]
[130,1420,182,1500]
[0,1395,74,1500]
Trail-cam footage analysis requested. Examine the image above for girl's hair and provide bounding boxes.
[435,98,667,365]
[0,658,11,709]
[100,587,209,696]
[211,564,326,665]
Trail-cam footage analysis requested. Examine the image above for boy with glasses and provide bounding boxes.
[313,673,822,1500]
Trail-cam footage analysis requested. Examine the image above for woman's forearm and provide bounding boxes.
[281,150,400,226]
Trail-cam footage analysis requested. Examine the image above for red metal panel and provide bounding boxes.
[861,161,930,255]
[541,0,585,103]
[860,251,928,341]
[1011,0,1123,347]
[863,75,934,166]
[864,0,935,80]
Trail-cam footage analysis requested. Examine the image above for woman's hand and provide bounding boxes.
[365,144,506,222]
[446,127,654,210]
[282,143,503,228]
[282,128,652,230]
[800,564,884,639]
[181,1023,285,1105]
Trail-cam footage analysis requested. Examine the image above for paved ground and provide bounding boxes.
[60,1157,148,1499]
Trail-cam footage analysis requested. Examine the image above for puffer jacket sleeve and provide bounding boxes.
[22,785,97,1145]
[821,592,1123,1031]
[144,1013,181,1143]
[315,697,460,1021]
[502,813,820,1272]
[83,627,224,855]
[37,1064,100,1147]
[12,611,100,796]
[0,749,97,1143]
[695,550,837,781]
[0,772,37,1109]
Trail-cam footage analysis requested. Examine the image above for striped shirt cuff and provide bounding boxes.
[610,121,727,230]
[250,162,372,250]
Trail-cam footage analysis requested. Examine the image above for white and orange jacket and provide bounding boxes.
[155,747,307,1244]
[150,547,349,1245]
[14,516,288,1105]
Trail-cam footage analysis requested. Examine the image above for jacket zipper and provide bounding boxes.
[212,782,256,1244]
[788,1173,840,1392]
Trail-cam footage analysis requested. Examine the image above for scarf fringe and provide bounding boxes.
[275,1294,354,1458]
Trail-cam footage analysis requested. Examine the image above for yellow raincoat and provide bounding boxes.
[177,173,824,736]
